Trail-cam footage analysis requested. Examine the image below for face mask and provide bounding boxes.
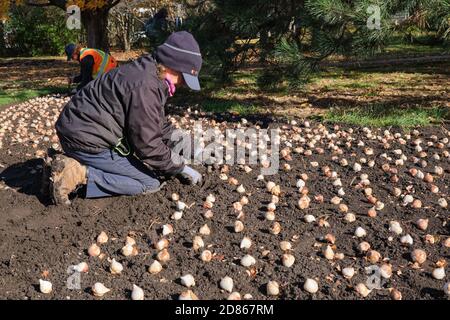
[164,77,176,97]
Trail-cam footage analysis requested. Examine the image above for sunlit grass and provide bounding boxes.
[323,105,448,128]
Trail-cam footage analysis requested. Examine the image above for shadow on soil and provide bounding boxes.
[0,158,50,205]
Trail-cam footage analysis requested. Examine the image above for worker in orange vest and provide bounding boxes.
[65,44,118,91]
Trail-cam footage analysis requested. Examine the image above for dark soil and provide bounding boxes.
[0,95,448,300]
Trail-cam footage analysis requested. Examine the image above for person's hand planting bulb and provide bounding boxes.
[178,166,202,185]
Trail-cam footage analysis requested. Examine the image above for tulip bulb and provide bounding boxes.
[282,254,295,267]
[390,288,402,300]
[131,284,144,300]
[265,211,276,221]
[148,260,163,274]
[344,213,356,223]
[234,221,244,233]
[162,224,173,236]
[266,181,276,192]
[379,264,392,279]
[203,200,213,209]
[206,194,216,203]
[432,267,445,280]
[355,283,371,298]
[220,276,234,293]
[389,221,403,235]
[240,237,252,250]
[193,236,204,251]
[39,279,52,294]
[438,198,448,208]
[415,218,428,231]
[366,250,381,264]
[200,250,212,262]
[171,193,180,201]
[267,202,276,212]
[88,243,101,257]
[304,215,316,223]
[296,179,306,189]
[400,234,413,246]
[227,292,241,300]
[411,249,427,264]
[236,184,246,193]
[180,274,196,288]
[199,224,211,236]
[403,194,414,205]
[270,222,281,235]
[92,282,110,297]
[171,211,183,220]
[424,234,435,244]
[155,238,169,251]
[358,241,371,252]
[122,243,138,257]
[280,241,292,251]
[323,245,335,260]
[367,208,377,218]
[204,210,214,219]
[342,267,355,279]
[73,262,89,273]
[355,227,367,238]
[233,202,243,212]
[240,196,249,205]
[110,258,124,275]
[444,238,450,248]
[271,185,281,196]
[338,204,348,213]
[298,195,311,209]
[177,201,187,211]
[412,199,422,208]
[157,249,170,263]
[126,236,136,246]
[179,290,199,300]
[267,281,280,296]
[97,231,108,244]
[304,278,319,294]
[241,255,256,267]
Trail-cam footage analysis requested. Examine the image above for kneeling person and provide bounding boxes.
[52,32,202,205]
[65,44,118,91]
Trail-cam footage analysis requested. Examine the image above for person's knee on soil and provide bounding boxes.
[50,154,87,205]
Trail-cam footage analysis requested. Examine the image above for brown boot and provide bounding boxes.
[50,154,87,205]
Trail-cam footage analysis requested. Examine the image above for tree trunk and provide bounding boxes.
[123,32,131,52]
[81,7,110,52]
[0,21,5,56]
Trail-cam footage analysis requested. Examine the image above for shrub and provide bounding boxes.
[2,6,80,57]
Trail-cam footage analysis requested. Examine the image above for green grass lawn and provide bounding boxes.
[202,99,261,115]
[323,105,449,128]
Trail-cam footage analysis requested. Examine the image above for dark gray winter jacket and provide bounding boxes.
[56,55,184,175]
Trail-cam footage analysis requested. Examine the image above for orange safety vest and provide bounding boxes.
[79,48,118,79]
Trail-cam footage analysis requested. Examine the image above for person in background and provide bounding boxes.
[64,44,118,92]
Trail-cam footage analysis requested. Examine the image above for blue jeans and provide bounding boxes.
[63,148,161,198]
